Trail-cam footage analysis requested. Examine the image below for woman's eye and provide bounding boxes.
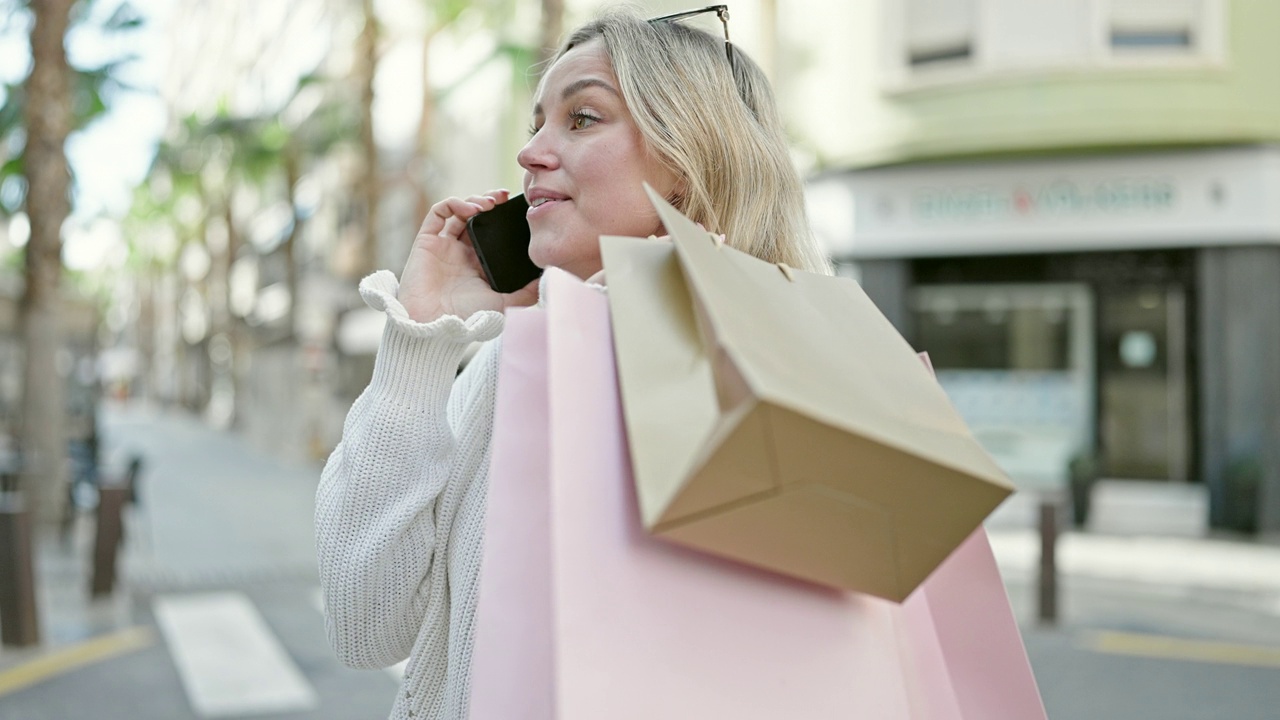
[528,123,542,137]
[570,112,600,130]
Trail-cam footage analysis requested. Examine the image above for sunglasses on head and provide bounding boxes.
[648,4,734,70]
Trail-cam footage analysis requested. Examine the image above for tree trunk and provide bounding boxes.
[224,199,246,429]
[413,25,440,224]
[136,269,155,400]
[200,194,227,420]
[283,145,302,340]
[20,0,74,523]
[538,0,565,67]
[357,0,379,275]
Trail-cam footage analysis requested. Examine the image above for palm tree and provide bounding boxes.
[20,0,74,523]
[126,73,358,421]
[2,0,145,523]
[356,0,379,277]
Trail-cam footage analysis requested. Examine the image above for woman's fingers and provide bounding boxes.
[463,194,498,210]
[417,190,518,241]
[441,214,472,241]
[397,189,522,323]
[413,190,513,237]
[465,189,504,203]
[502,276,541,310]
[418,196,489,238]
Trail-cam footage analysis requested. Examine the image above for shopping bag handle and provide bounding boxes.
[695,224,794,283]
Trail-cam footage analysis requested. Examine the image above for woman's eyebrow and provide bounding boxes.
[532,77,620,116]
[560,77,620,101]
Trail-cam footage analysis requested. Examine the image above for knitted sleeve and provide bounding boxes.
[315,270,503,669]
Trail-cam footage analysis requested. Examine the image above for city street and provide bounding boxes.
[1,401,1279,718]
[6,1,1280,718]
[0,400,398,719]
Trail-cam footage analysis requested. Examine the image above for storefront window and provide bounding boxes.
[916,304,1071,371]
[911,283,1094,492]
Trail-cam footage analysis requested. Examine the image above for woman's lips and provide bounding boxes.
[526,198,568,220]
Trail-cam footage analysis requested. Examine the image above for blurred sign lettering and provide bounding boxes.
[913,178,1176,222]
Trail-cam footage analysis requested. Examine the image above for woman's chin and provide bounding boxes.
[528,243,599,281]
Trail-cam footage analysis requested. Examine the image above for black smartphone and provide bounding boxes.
[465,194,542,293]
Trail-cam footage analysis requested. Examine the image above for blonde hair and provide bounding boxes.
[551,7,832,275]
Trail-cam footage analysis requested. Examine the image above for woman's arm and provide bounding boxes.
[314,271,503,669]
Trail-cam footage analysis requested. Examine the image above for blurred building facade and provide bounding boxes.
[127,0,1278,533]
[799,0,1280,533]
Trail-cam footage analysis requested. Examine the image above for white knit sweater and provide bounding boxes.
[315,270,507,720]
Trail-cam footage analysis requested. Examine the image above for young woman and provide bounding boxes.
[315,7,830,720]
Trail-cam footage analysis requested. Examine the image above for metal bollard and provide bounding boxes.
[91,483,128,597]
[0,491,40,646]
[1037,499,1059,625]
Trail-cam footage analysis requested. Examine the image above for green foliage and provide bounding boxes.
[0,0,145,216]
[125,62,365,272]
[71,54,139,122]
[101,0,143,31]
[118,0,539,275]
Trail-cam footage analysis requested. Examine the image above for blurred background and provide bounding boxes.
[1,0,1279,718]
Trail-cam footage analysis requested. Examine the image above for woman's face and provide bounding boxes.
[518,39,680,280]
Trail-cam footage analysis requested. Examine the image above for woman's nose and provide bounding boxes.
[517,130,558,173]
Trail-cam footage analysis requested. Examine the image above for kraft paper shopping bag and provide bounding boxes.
[599,188,1014,600]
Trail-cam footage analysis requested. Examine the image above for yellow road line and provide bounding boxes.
[0,626,156,697]
[1086,630,1280,669]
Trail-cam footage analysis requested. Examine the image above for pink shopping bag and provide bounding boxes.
[900,351,1045,719]
[467,306,555,719]
[468,268,1045,719]
[897,528,1046,719]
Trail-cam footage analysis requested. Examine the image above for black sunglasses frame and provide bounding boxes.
[648,5,734,68]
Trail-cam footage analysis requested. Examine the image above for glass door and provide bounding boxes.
[1097,284,1190,481]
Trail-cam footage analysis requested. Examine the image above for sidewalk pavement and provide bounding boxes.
[2,399,322,667]
[6,399,1280,667]
[990,528,1280,598]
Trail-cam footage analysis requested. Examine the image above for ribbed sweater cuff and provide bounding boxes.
[359,270,505,408]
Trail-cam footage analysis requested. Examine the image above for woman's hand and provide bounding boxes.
[397,190,540,323]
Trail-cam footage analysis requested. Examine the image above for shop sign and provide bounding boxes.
[815,147,1280,258]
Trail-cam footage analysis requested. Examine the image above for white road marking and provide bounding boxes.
[154,592,318,717]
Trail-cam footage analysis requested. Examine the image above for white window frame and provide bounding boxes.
[880,0,1228,94]
[901,0,978,70]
